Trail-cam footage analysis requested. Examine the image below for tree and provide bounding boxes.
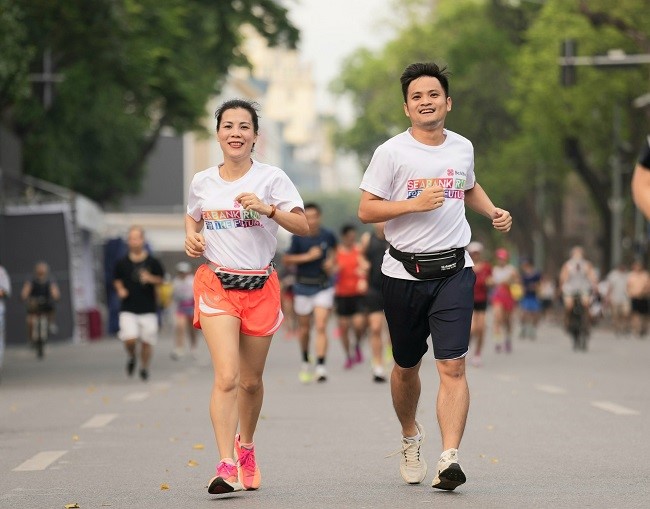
[0,0,298,204]
[510,0,649,269]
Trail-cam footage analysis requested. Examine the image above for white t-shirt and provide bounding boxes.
[360,129,476,280]
[492,264,517,286]
[187,160,304,269]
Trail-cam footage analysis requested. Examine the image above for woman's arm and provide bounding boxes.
[235,191,309,236]
[185,214,205,258]
[269,206,309,236]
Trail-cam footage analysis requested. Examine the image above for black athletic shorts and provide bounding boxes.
[473,300,488,312]
[335,295,365,317]
[631,298,649,315]
[382,268,475,367]
[363,287,384,313]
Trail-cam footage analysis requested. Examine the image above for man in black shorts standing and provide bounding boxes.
[359,62,512,490]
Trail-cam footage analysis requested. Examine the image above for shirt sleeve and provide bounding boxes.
[359,144,394,200]
[113,260,126,283]
[286,235,300,255]
[464,144,476,190]
[329,231,338,250]
[186,175,203,222]
[638,135,650,169]
[271,171,304,212]
[151,258,165,277]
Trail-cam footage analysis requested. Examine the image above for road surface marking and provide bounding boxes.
[13,451,68,471]
[535,384,567,395]
[81,413,118,429]
[123,392,149,402]
[591,401,639,416]
[495,374,516,382]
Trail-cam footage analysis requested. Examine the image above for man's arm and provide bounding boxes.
[282,246,322,266]
[113,264,129,300]
[49,282,61,301]
[21,281,32,301]
[465,183,512,232]
[358,187,444,224]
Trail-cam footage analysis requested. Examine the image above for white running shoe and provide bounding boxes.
[394,421,427,484]
[372,364,387,383]
[315,364,327,383]
[431,448,466,491]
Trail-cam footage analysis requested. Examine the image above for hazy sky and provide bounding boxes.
[286,0,394,116]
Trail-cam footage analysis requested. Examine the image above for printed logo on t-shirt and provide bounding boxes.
[406,173,466,200]
[202,209,262,230]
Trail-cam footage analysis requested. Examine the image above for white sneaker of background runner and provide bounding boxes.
[398,421,427,484]
[315,364,327,382]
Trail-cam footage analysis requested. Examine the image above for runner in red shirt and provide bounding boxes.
[467,242,492,367]
[334,225,369,368]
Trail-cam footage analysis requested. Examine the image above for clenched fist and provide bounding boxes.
[413,185,445,212]
[185,232,206,258]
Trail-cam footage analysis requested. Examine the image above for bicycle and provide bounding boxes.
[567,294,589,352]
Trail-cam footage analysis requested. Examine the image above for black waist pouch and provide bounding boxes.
[389,245,466,280]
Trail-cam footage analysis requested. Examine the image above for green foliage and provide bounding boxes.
[0,0,298,204]
[0,0,35,115]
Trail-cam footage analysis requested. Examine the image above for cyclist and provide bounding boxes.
[21,261,60,347]
[558,246,598,333]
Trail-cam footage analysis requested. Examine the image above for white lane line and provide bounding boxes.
[591,401,640,416]
[13,451,68,471]
[81,413,118,429]
[535,384,567,395]
[495,374,516,382]
[123,391,150,402]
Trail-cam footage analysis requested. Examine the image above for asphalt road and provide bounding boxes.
[1,317,649,509]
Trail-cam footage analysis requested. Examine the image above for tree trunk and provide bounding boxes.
[564,137,612,272]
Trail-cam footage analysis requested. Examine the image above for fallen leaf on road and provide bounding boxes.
[187,460,199,467]
[64,504,80,508]
[86,385,96,394]
[486,425,495,431]
[479,454,486,458]
[491,458,499,464]
[102,397,111,404]
[160,483,170,490]
[169,437,178,442]
[192,443,205,450]
[72,435,80,442]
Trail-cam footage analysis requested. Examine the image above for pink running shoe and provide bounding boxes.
[354,345,363,364]
[344,357,354,369]
[234,434,261,490]
[208,461,242,494]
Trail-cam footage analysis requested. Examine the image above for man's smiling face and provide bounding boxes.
[403,76,452,129]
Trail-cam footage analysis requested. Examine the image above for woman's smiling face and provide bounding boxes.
[216,107,258,160]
